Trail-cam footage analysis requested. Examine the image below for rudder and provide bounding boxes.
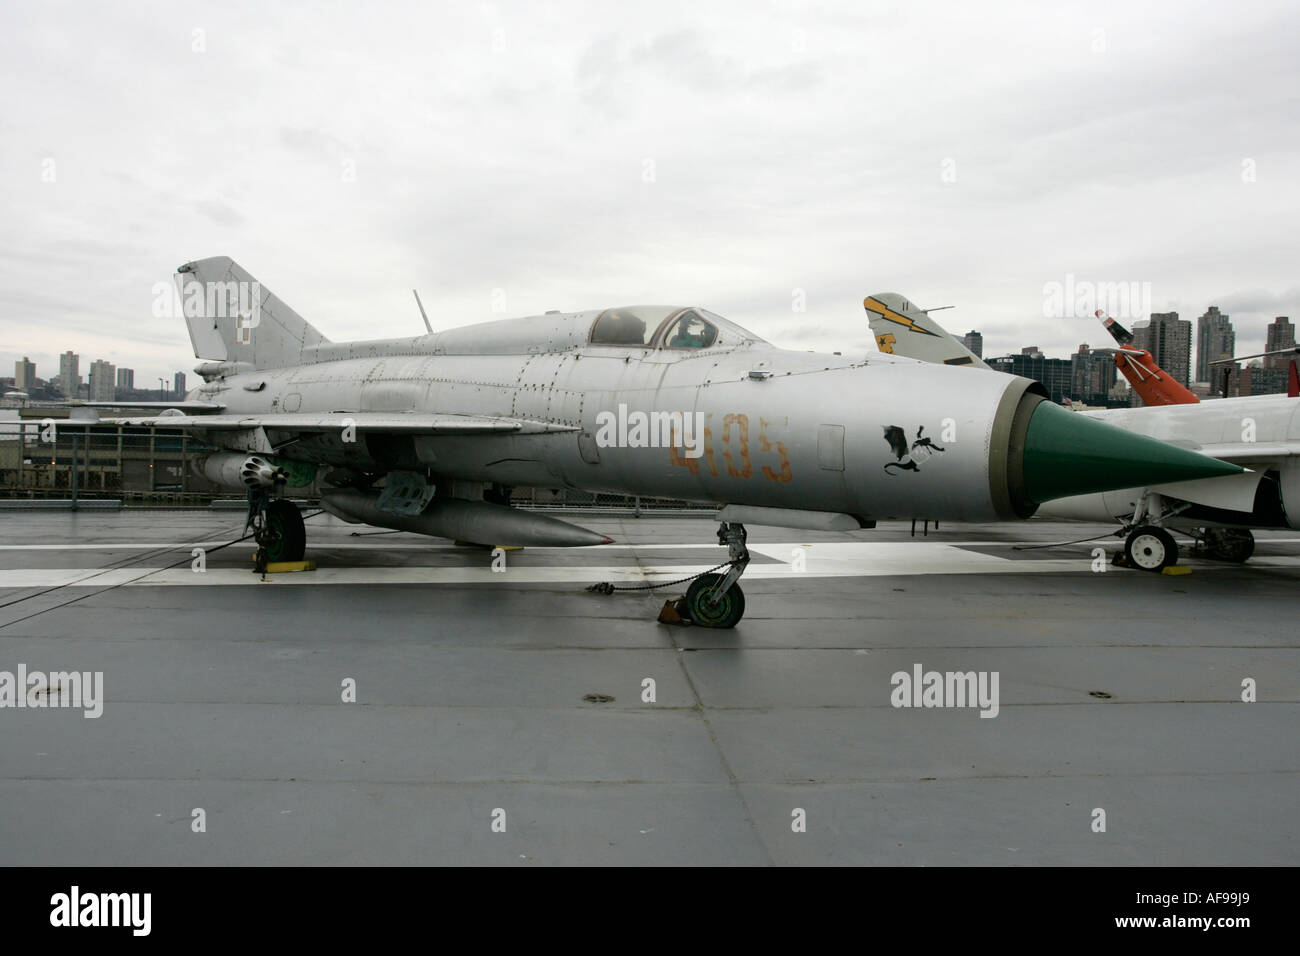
[176,257,329,368]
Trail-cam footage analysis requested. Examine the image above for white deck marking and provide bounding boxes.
[0,541,1295,587]
[2,537,1298,552]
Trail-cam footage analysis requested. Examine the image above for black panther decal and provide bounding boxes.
[883,425,945,473]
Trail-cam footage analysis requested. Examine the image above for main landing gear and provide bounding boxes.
[1123,525,1178,572]
[1115,492,1188,573]
[1199,528,1255,563]
[248,487,306,571]
[683,522,750,628]
[1120,524,1256,571]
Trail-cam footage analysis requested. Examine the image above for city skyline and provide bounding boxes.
[7,307,1294,404]
[5,292,1299,395]
[6,349,190,400]
[986,311,1292,370]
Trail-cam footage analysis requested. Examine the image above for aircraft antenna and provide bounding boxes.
[413,290,433,334]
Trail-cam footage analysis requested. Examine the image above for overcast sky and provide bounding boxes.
[2,0,1298,389]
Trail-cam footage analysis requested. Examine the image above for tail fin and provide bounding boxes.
[1096,310,1199,406]
[1111,347,1200,406]
[176,257,330,369]
[864,293,990,369]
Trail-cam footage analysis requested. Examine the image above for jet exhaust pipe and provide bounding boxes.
[320,489,613,548]
[195,452,287,491]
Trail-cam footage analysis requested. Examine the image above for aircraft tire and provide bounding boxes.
[1124,525,1177,572]
[685,574,745,628]
[1203,528,1254,563]
[265,499,306,563]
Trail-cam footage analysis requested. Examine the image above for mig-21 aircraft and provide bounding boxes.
[98,259,1241,626]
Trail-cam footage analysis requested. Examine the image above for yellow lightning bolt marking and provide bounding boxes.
[863,297,940,337]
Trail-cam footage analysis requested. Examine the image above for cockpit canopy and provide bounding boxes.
[588,306,766,350]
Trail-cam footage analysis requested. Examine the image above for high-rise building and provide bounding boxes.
[59,350,80,398]
[14,357,36,390]
[88,359,116,401]
[1265,316,1296,369]
[116,367,134,392]
[1242,361,1290,396]
[1131,312,1192,386]
[173,371,187,398]
[987,354,1075,404]
[1071,344,1118,406]
[960,331,983,359]
[1195,306,1234,383]
[1129,320,1149,350]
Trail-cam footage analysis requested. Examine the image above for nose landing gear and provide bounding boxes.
[682,523,750,628]
[586,521,751,627]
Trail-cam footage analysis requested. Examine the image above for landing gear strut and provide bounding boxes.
[248,487,306,570]
[684,522,750,628]
[1116,492,1187,572]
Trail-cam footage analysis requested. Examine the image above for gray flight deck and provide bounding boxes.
[0,510,1296,866]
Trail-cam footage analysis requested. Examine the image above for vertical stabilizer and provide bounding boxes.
[864,293,990,369]
[176,257,330,368]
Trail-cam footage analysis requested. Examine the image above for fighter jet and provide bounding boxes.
[96,259,1240,626]
[865,292,1300,570]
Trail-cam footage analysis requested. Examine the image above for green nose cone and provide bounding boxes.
[1023,401,1243,504]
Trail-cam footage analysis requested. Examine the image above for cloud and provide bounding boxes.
[1213,287,1300,316]
[192,199,246,226]
[0,0,1298,380]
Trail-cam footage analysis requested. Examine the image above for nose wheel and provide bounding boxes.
[685,572,746,628]
[586,521,751,627]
